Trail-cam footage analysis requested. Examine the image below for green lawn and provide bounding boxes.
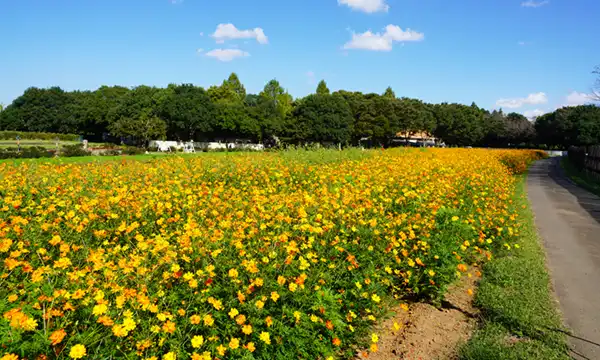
[560,157,600,197]
[459,176,570,360]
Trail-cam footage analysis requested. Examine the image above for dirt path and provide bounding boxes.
[357,270,479,360]
[527,158,600,360]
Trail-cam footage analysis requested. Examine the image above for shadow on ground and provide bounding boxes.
[530,157,600,224]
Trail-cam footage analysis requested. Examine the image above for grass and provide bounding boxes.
[560,157,600,197]
[459,176,570,360]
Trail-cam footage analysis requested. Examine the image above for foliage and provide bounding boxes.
[122,146,146,156]
[292,94,354,145]
[0,149,541,359]
[161,84,214,141]
[3,73,597,149]
[60,144,91,157]
[0,146,54,160]
[0,131,79,141]
[316,80,330,96]
[535,105,600,148]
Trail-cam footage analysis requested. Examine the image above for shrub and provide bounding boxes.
[0,146,54,159]
[121,146,145,155]
[100,149,122,156]
[0,131,79,141]
[61,144,90,157]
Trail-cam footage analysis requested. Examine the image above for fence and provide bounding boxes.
[568,145,600,179]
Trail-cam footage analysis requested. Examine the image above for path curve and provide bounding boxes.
[527,158,600,359]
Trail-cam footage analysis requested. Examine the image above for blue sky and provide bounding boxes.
[1,0,599,117]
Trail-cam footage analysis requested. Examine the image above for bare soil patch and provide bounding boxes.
[357,269,480,360]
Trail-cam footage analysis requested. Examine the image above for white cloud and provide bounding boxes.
[338,0,389,13]
[564,91,593,106]
[343,25,424,52]
[212,23,268,44]
[496,92,548,109]
[521,0,549,7]
[205,49,250,62]
[523,109,547,119]
[196,48,204,54]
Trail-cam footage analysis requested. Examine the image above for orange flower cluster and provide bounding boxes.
[0,148,539,359]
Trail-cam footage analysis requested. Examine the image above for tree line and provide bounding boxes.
[0,73,598,148]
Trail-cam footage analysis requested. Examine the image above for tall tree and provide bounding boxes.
[161,84,214,140]
[0,87,75,132]
[258,79,293,132]
[292,94,354,145]
[383,87,396,99]
[316,80,330,95]
[505,112,535,145]
[108,86,168,145]
[223,73,247,102]
[432,103,485,146]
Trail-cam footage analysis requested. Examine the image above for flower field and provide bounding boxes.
[0,149,545,360]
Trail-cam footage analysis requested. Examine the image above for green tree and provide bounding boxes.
[257,79,293,137]
[0,87,72,132]
[161,84,214,140]
[292,94,354,145]
[316,80,330,95]
[482,109,508,147]
[432,103,485,146]
[383,87,396,99]
[505,112,535,145]
[223,73,247,102]
[108,86,168,145]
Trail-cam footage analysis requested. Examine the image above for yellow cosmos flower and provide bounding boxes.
[190,315,201,325]
[92,304,107,316]
[191,335,204,348]
[259,332,271,345]
[229,337,240,350]
[203,314,214,327]
[69,344,86,359]
[242,324,253,335]
[163,352,176,360]
[228,308,239,319]
[216,344,227,356]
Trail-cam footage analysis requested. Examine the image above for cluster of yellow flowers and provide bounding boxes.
[0,149,542,359]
